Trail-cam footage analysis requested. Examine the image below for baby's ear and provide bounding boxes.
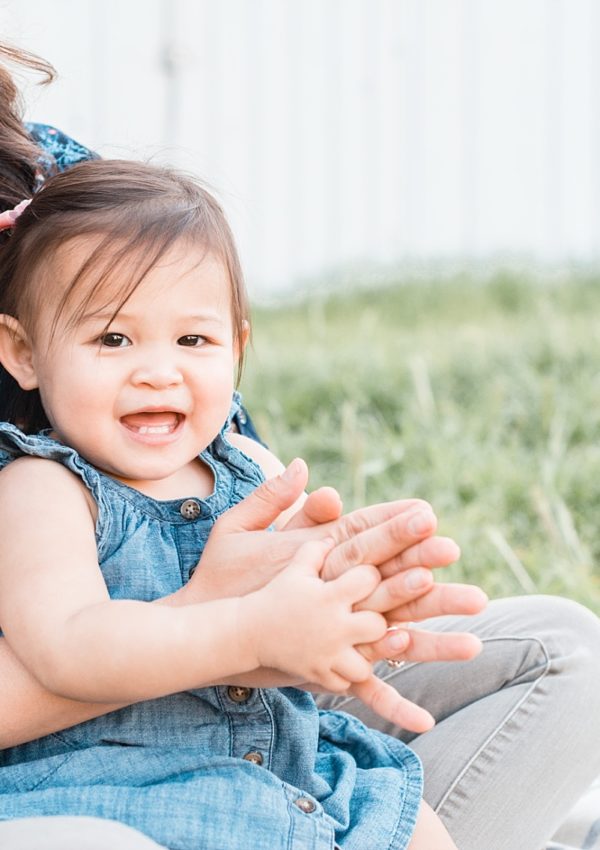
[0,315,39,390]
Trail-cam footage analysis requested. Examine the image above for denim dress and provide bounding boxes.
[0,404,423,850]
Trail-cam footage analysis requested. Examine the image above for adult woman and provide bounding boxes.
[0,44,599,850]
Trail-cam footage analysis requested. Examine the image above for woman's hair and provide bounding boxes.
[0,43,56,216]
[0,159,250,432]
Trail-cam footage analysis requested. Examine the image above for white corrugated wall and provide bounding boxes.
[0,0,598,294]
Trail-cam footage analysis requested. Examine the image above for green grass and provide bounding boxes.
[239,271,600,612]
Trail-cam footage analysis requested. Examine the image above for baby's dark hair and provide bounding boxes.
[0,159,250,432]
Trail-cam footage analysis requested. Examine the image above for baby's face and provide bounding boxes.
[30,237,240,489]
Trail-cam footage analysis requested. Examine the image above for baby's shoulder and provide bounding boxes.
[1,452,75,479]
[226,432,285,479]
[0,455,97,521]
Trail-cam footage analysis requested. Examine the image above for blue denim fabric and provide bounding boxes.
[0,396,422,849]
[231,403,265,445]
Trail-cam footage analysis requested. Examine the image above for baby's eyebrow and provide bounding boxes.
[78,310,226,325]
[185,313,227,325]
[78,310,116,324]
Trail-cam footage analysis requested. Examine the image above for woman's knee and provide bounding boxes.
[491,595,600,705]
[514,595,600,659]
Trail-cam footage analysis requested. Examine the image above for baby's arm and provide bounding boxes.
[0,457,265,701]
[0,457,385,704]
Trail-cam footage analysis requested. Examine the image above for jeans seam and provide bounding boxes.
[434,634,552,815]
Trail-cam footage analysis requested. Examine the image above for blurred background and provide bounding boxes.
[2,0,600,608]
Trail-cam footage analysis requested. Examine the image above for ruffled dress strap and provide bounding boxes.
[203,391,266,490]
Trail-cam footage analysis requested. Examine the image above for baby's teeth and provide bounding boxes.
[138,424,172,435]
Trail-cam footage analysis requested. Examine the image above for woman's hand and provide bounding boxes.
[180,459,456,598]
[287,465,488,730]
[181,459,486,636]
[183,457,488,732]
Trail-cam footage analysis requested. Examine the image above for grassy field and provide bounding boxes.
[240,271,600,613]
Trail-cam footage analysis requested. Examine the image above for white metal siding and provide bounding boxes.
[1,0,597,294]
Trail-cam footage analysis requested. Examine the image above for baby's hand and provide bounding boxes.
[240,539,388,692]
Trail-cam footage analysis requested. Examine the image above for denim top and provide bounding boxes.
[0,397,422,850]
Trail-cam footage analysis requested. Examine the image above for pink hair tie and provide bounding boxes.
[0,199,31,232]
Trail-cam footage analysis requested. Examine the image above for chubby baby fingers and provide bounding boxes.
[353,567,434,614]
[349,609,389,646]
[286,537,337,576]
[314,669,353,694]
[349,675,435,732]
[330,563,381,604]
[331,647,376,685]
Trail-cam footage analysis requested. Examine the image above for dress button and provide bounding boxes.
[294,797,316,814]
[227,686,253,704]
[242,750,263,765]
[180,499,201,520]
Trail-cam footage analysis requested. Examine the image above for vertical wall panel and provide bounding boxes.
[0,0,597,293]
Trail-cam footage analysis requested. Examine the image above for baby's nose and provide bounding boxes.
[130,359,184,388]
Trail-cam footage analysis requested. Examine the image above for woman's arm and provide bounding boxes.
[0,641,124,748]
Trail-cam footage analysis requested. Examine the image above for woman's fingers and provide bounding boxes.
[214,458,309,533]
[360,626,483,665]
[348,675,435,732]
[283,486,343,530]
[382,583,488,623]
[378,536,461,579]
[354,565,487,621]
[322,503,438,580]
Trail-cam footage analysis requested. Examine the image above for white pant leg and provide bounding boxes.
[316,595,600,850]
[0,817,166,850]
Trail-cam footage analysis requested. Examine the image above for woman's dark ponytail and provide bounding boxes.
[0,43,56,211]
[0,44,56,428]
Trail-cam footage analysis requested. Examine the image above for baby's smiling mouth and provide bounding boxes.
[120,411,184,435]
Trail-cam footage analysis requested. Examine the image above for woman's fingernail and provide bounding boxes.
[407,510,434,535]
[405,568,431,591]
[386,630,409,651]
[282,458,301,481]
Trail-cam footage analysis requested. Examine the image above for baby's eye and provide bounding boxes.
[100,333,131,348]
[177,335,207,347]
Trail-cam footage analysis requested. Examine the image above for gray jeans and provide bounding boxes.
[1,595,599,850]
